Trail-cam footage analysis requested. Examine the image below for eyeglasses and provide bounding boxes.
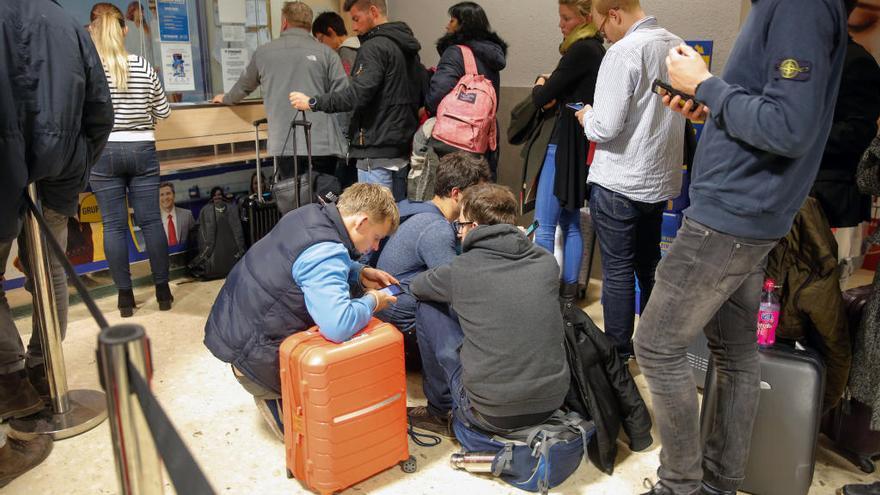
[596,9,615,38]
[453,221,475,233]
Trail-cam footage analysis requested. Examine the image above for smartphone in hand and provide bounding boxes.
[651,79,705,108]
[379,284,403,297]
[524,220,539,237]
[566,102,585,112]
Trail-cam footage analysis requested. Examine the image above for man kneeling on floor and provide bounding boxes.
[408,183,570,438]
[375,151,491,332]
[203,183,400,439]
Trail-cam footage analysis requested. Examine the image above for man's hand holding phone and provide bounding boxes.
[367,288,397,313]
[663,43,713,120]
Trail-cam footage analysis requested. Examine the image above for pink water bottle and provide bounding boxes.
[756,279,780,346]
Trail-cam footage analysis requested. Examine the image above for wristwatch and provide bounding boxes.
[308,97,318,111]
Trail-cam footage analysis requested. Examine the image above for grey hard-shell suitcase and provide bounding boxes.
[700,344,825,495]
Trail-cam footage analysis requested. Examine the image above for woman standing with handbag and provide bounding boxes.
[531,0,605,303]
[88,3,172,317]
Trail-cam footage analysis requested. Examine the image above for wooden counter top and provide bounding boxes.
[155,101,267,171]
[156,101,267,152]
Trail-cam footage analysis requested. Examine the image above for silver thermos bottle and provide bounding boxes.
[449,452,497,473]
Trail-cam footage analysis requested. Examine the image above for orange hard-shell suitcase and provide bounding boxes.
[279,318,415,494]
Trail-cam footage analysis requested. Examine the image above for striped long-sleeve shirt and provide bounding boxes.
[106,54,170,142]
[582,17,685,203]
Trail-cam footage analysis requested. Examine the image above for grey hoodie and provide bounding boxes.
[411,224,570,418]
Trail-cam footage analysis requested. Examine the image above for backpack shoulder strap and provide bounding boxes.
[458,45,478,76]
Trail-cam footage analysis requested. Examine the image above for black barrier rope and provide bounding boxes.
[25,195,215,494]
[127,361,215,494]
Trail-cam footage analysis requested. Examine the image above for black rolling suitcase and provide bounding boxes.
[241,118,281,247]
[821,284,880,474]
[700,344,825,495]
[270,111,341,215]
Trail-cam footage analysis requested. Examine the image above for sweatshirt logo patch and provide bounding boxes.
[776,59,811,81]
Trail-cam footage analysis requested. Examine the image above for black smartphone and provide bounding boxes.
[651,79,705,108]
[566,102,585,111]
[379,284,403,297]
[524,220,539,237]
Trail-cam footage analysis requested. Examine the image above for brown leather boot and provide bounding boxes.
[0,434,53,488]
[0,371,44,420]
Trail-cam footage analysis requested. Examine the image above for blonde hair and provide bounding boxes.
[282,1,313,29]
[90,3,130,91]
[337,183,400,233]
[592,0,640,15]
[559,0,593,18]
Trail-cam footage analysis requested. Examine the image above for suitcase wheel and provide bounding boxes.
[857,457,875,474]
[286,468,294,479]
[400,456,418,474]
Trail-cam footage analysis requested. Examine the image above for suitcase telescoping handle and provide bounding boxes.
[253,118,269,203]
[289,111,313,209]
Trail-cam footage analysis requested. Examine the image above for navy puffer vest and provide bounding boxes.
[204,203,357,393]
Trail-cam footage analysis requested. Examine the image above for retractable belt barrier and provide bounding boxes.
[24,194,215,495]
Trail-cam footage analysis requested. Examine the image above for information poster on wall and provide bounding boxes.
[218,0,246,24]
[157,0,191,42]
[221,24,246,42]
[161,42,196,91]
[221,48,249,92]
[684,40,714,141]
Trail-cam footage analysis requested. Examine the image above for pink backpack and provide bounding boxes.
[432,45,498,154]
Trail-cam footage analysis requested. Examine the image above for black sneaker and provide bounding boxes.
[407,406,454,439]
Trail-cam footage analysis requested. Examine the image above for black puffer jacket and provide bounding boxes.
[562,304,653,474]
[315,22,425,160]
[0,0,113,241]
[425,34,507,116]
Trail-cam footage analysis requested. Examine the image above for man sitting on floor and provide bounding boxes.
[408,183,570,437]
[203,183,400,439]
[375,152,490,332]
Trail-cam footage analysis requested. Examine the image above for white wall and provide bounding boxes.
[269,0,338,39]
[391,0,746,87]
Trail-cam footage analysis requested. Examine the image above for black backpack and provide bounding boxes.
[189,201,247,280]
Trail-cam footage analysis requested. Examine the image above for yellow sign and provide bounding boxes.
[78,193,102,223]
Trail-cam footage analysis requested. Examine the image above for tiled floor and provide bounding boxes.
[3,273,879,494]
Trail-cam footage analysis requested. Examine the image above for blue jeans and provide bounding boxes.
[414,301,501,432]
[356,158,409,202]
[89,141,169,290]
[634,218,776,494]
[534,145,582,284]
[590,184,665,351]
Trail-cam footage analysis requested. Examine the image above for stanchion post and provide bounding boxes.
[98,324,163,495]
[10,184,106,439]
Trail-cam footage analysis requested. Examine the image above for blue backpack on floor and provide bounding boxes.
[452,410,595,494]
